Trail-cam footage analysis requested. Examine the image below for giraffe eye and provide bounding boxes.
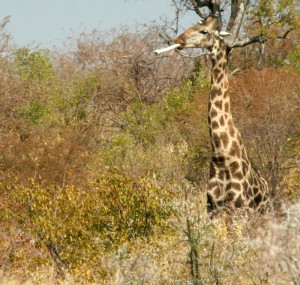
[201,30,209,34]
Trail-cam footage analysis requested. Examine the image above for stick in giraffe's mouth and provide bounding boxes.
[153,44,181,55]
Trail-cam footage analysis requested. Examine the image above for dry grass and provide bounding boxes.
[254,203,300,284]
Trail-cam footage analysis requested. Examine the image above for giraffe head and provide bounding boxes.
[174,15,230,50]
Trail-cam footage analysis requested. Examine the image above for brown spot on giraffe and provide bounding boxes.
[210,86,222,100]
[217,73,224,83]
[254,193,263,205]
[233,171,243,180]
[225,170,231,180]
[229,141,240,157]
[224,102,229,113]
[235,195,244,207]
[220,132,229,149]
[213,68,221,79]
[212,156,226,167]
[226,182,241,191]
[218,170,225,180]
[242,161,249,175]
[248,200,255,209]
[212,134,221,149]
[210,108,218,119]
[214,100,223,110]
[213,187,222,199]
[253,187,259,195]
[211,120,219,129]
[217,52,224,61]
[219,116,225,126]
[229,127,236,138]
[229,161,240,173]
[227,118,233,128]
[248,175,254,185]
[242,181,250,194]
[226,190,236,202]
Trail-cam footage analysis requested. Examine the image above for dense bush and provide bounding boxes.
[1,173,174,280]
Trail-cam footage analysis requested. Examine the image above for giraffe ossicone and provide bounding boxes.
[174,15,271,214]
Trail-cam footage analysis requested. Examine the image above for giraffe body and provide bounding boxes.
[175,16,270,213]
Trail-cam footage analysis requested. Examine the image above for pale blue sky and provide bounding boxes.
[1,0,199,48]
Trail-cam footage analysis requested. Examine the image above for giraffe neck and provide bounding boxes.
[205,38,270,213]
[208,39,242,158]
[206,38,270,213]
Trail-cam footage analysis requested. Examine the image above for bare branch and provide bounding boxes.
[230,27,294,49]
[278,28,294,39]
[229,67,242,77]
[171,0,182,35]
[158,30,173,44]
[0,16,10,28]
[0,16,11,53]
[230,34,267,48]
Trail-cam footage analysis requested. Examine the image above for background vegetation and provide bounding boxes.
[0,1,299,284]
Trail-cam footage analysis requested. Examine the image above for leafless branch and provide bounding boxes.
[230,34,267,48]
[171,0,183,35]
[0,16,11,53]
[158,30,173,44]
[230,27,294,49]
[278,28,294,39]
[229,67,241,77]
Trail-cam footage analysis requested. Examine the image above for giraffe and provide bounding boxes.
[174,15,270,214]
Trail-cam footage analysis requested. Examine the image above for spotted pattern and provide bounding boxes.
[207,38,270,213]
[175,17,271,214]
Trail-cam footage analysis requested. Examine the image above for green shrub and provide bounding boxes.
[19,99,48,124]
[287,44,300,72]
[1,173,173,279]
[121,101,168,146]
[13,48,55,82]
